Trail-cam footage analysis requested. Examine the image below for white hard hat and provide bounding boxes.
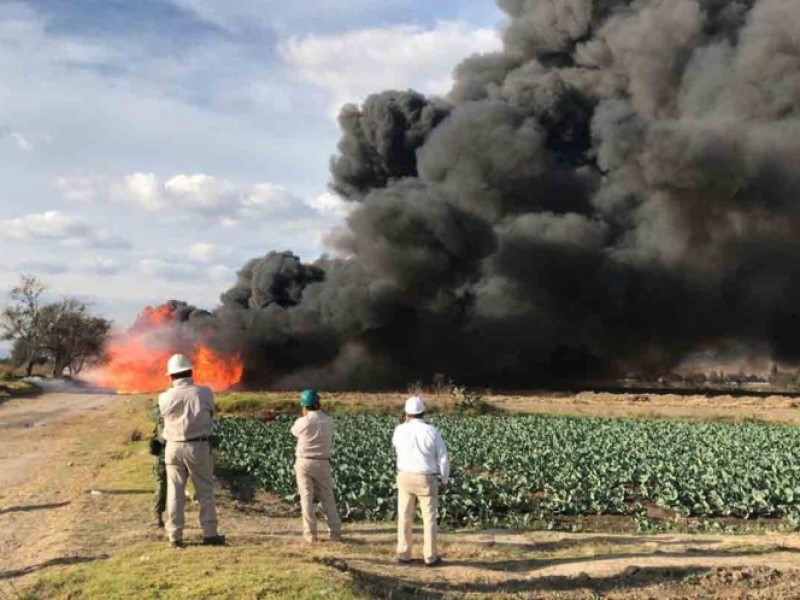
[405,396,426,415]
[166,353,193,375]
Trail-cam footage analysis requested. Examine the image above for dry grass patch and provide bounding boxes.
[215,391,461,417]
[26,543,360,600]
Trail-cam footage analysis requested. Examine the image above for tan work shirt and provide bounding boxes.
[158,378,215,442]
[291,410,334,459]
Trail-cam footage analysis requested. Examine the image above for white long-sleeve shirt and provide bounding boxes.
[392,418,450,485]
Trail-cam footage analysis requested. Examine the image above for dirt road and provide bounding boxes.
[0,393,117,587]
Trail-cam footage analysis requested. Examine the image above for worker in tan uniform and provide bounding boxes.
[392,396,449,567]
[291,389,342,543]
[158,353,225,548]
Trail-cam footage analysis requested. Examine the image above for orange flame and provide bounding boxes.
[86,303,243,393]
[136,304,175,328]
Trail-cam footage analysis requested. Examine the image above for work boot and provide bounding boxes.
[150,515,165,529]
[202,534,226,546]
[424,557,443,567]
[170,539,184,549]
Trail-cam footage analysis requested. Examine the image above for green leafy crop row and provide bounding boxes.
[215,414,800,527]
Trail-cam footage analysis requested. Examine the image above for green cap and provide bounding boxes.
[300,389,320,407]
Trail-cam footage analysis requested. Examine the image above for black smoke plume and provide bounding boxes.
[186,0,800,388]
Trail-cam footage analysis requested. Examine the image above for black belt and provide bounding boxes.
[180,436,210,442]
[298,456,329,460]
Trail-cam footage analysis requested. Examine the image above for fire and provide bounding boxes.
[136,304,175,328]
[86,303,243,394]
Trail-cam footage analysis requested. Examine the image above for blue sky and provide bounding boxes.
[0,0,504,331]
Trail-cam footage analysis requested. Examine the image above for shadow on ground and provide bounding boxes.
[318,556,712,598]
[0,556,106,581]
[316,542,800,598]
[0,501,71,515]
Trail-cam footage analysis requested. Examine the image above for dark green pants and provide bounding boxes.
[153,453,167,516]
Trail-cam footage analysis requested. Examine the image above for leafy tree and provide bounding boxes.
[40,297,112,377]
[1,275,47,376]
[2,275,112,377]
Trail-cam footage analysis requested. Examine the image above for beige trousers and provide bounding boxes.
[295,458,342,541]
[165,441,219,542]
[396,472,439,563]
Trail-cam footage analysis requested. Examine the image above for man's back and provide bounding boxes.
[158,378,215,442]
[394,419,437,457]
[291,410,334,459]
[392,419,449,482]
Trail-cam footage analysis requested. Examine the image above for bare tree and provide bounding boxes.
[1,275,47,376]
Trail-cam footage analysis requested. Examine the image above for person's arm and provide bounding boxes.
[435,429,450,486]
[291,417,305,438]
[392,425,401,452]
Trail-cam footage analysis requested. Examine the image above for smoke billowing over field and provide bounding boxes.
[160,0,800,389]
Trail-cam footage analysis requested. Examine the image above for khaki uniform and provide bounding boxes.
[396,472,439,563]
[291,410,341,541]
[158,378,219,543]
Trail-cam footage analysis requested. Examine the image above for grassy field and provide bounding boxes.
[9,390,800,599]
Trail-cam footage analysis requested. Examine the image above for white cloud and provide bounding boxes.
[4,255,121,278]
[0,210,130,249]
[57,176,99,203]
[100,172,327,227]
[306,191,353,220]
[163,174,237,212]
[188,242,226,263]
[280,21,502,114]
[10,131,33,151]
[78,256,121,276]
[241,183,310,218]
[208,264,235,281]
[12,258,69,275]
[0,126,35,151]
[139,257,235,283]
[139,258,198,280]
[169,0,383,34]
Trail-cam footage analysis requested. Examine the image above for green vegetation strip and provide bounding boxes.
[217,414,800,528]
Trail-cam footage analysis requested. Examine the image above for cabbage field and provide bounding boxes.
[216,414,800,528]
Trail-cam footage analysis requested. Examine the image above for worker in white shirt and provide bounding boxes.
[392,396,449,567]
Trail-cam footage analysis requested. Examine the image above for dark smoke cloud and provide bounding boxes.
[184,0,800,388]
[330,90,450,199]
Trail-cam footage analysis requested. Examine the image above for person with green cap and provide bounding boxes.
[290,389,342,543]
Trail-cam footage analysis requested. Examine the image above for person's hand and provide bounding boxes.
[439,481,448,493]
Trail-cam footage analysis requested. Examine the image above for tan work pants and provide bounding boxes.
[165,441,219,542]
[295,458,342,541]
[396,472,439,563]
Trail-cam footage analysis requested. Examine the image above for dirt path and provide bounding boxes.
[0,393,117,588]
